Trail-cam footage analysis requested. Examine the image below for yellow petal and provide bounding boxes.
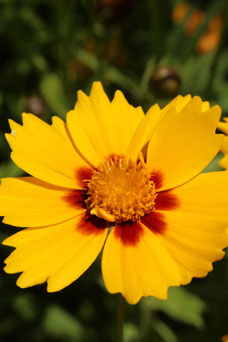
[162,94,192,114]
[221,136,228,154]
[158,211,228,284]
[102,222,181,304]
[6,114,89,189]
[0,177,85,227]
[218,120,228,135]
[110,90,144,156]
[156,170,228,283]
[171,170,228,222]
[127,104,161,161]
[202,101,210,111]
[67,82,144,167]
[219,128,228,169]
[127,95,191,161]
[219,155,228,169]
[147,97,223,190]
[3,215,108,291]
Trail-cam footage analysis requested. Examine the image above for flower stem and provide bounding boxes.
[115,294,125,342]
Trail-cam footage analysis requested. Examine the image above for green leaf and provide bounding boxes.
[124,323,140,342]
[153,319,178,342]
[145,287,206,328]
[43,305,84,340]
[40,74,69,117]
[202,152,224,173]
[12,293,37,322]
[0,161,23,178]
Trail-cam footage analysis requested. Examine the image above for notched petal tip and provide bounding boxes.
[16,279,27,289]
[76,82,106,106]
[3,264,16,275]
[207,104,222,119]
[90,81,110,104]
[2,234,17,247]
[21,112,37,124]
[21,111,33,116]
[218,120,228,135]
[5,133,12,144]
[91,80,104,92]
[112,89,125,101]
[8,119,21,131]
[46,280,60,293]
[76,89,89,102]
[202,101,210,112]
[188,96,203,110]
[123,287,168,305]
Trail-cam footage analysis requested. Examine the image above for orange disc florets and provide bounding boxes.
[85,155,156,223]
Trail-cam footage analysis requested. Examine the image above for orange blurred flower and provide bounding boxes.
[197,29,221,54]
[209,14,223,31]
[185,9,204,36]
[172,2,190,24]
[172,2,223,54]
[172,2,204,36]
[197,14,222,54]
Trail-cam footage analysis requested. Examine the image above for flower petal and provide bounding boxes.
[126,104,161,161]
[147,97,223,190]
[218,119,228,135]
[0,177,85,227]
[158,211,228,284]
[6,114,88,189]
[110,90,144,156]
[221,136,228,154]
[127,95,191,161]
[171,170,228,221]
[67,82,144,167]
[3,215,108,291]
[156,170,228,283]
[219,154,228,169]
[219,128,228,168]
[102,222,181,304]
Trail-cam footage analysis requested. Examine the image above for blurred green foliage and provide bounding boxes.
[0,0,228,341]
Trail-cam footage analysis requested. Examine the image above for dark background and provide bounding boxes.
[0,0,228,341]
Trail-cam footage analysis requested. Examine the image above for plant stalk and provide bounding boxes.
[115,294,125,342]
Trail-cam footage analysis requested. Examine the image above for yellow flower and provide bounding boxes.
[1,82,228,305]
[222,335,228,342]
[218,118,228,169]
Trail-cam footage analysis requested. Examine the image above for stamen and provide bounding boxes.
[86,155,156,223]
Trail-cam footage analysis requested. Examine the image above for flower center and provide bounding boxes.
[85,155,156,223]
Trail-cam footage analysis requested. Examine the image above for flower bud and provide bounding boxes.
[151,66,181,96]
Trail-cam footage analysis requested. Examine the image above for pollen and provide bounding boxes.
[85,155,156,223]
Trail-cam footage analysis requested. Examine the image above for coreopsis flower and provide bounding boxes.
[218,117,228,169]
[1,82,228,305]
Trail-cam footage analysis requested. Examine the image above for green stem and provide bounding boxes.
[115,294,125,342]
[147,0,162,60]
